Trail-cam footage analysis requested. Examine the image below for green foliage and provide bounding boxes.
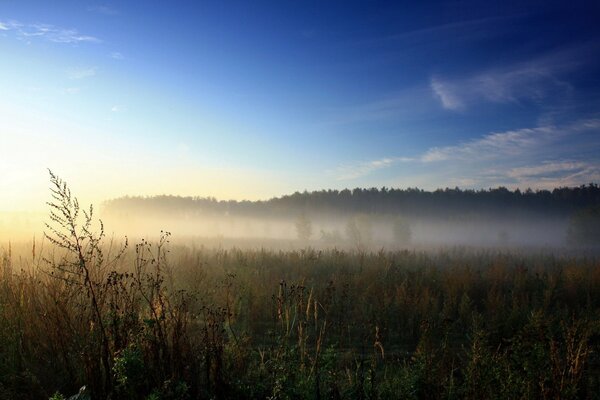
[146,380,189,400]
[113,346,145,396]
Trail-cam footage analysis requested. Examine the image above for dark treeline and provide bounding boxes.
[102,184,600,219]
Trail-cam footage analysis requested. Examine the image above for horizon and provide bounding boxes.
[104,181,600,202]
[2,1,600,211]
[4,177,600,214]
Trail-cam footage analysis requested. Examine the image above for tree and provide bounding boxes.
[320,228,342,244]
[567,205,600,246]
[295,213,313,241]
[392,215,412,246]
[346,214,373,251]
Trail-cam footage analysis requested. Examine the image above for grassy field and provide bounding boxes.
[0,177,599,399]
[1,239,600,399]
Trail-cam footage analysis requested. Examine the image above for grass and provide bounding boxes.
[0,174,599,399]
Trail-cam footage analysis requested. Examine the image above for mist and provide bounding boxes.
[86,186,599,252]
[95,210,568,249]
[2,185,597,254]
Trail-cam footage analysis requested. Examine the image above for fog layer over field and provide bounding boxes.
[96,211,568,249]
[95,185,600,250]
[2,186,598,250]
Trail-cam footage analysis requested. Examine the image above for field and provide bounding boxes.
[2,239,600,399]
[0,177,598,400]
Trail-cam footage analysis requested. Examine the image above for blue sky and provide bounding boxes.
[1,1,600,210]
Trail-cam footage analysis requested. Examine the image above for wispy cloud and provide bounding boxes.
[412,118,600,189]
[429,46,585,111]
[430,77,465,111]
[0,20,100,44]
[333,157,413,180]
[63,87,81,95]
[507,161,588,179]
[87,5,119,16]
[430,67,571,111]
[421,119,600,163]
[111,105,127,112]
[325,86,434,126]
[338,119,600,189]
[68,67,97,80]
[501,161,600,189]
[421,126,555,162]
[110,52,124,60]
[356,14,525,48]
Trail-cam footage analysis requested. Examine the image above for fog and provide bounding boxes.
[0,210,576,251]
[95,208,571,251]
[2,185,598,253]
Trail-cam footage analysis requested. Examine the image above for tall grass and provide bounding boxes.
[0,174,599,399]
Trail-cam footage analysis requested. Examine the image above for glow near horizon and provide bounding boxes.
[1,1,600,211]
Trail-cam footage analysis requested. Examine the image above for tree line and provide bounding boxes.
[102,184,600,219]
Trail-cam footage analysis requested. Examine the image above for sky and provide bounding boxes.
[1,0,600,211]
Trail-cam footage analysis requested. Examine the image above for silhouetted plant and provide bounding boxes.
[43,170,119,396]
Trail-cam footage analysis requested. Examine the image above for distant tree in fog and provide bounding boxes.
[320,229,342,244]
[497,230,509,245]
[568,205,600,246]
[295,213,313,241]
[346,214,373,251]
[103,183,600,221]
[392,215,412,246]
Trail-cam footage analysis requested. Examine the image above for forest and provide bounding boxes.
[103,185,600,219]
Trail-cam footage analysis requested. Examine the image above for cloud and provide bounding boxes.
[415,118,600,189]
[502,161,600,189]
[63,87,81,94]
[329,118,600,184]
[429,47,583,111]
[325,86,434,126]
[333,157,413,180]
[111,105,127,112]
[0,20,100,44]
[507,161,588,179]
[421,126,556,163]
[430,77,465,111]
[68,67,97,80]
[421,119,600,164]
[110,52,124,60]
[355,14,526,49]
[340,118,600,190]
[87,5,119,15]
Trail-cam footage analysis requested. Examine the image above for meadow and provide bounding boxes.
[0,175,599,399]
